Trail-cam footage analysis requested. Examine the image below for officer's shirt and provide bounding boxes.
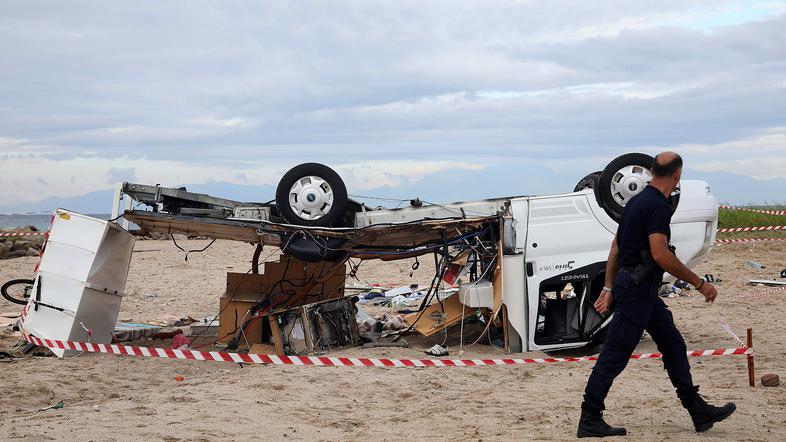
[612,185,672,327]
[617,185,672,275]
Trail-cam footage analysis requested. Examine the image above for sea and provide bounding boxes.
[0,214,112,231]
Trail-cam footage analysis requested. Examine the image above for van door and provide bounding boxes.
[524,193,615,351]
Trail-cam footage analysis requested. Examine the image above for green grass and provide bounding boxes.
[717,205,786,240]
[718,207,786,229]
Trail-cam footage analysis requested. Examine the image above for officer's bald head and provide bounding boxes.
[652,151,683,178]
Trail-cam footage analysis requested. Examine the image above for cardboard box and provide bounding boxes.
[219,255,347,346]
[218,297,264,345]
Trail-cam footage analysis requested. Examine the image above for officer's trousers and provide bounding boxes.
[583,296,697,411]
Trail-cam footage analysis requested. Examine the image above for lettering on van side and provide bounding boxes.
[538,260,575,272]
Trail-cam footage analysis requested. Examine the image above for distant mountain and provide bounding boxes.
[1,169,782,214]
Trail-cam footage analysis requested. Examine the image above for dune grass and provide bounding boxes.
[717,206,786,240]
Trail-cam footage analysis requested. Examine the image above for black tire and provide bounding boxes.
[275,163,349,227]
[598,153,654,221]
[573,171,602,192]
[1,278,34,306]
[282,234,347,263]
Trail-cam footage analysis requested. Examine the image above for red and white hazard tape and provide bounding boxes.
[734,285,786,301]
[714,237,786,245]
[716,317,746,349]
[22,334,752,367]
[719,205,786,216]
[717,225,786,233]
[0,231,47,238]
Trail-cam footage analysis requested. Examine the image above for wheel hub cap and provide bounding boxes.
[610,165,652,207]
[288,176,334,221]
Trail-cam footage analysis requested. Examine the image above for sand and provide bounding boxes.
[1,239,785,441]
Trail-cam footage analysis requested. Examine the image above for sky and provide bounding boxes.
[1,1,786,213]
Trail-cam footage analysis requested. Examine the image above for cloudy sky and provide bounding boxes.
[1,1,785,213]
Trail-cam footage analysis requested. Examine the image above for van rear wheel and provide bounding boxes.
[573,171,602,192]
[597,153,654,221]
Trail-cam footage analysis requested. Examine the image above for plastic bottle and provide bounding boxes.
[747,260,766,270]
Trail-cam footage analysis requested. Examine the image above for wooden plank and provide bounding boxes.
[492,239,504,311]
[402,294,474,337]
[269,315,285,355]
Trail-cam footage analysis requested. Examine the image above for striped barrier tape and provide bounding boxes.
[22,334,752,367]
[716,225,786,233]
[719,205,786,216]
[0,231,47,238]
[714,237,786,244]
[735,285,786,301]
[718,322,746,348]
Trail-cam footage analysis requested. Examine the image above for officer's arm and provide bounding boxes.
[594,237,619,314]
[604,237,620,289]
[649,233,718,302]
[649,233,702,286]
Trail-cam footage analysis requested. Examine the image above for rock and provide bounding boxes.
[0,242,11,258]
[762,374,780,387]
[11,241,30,251]
[6,249,28,259]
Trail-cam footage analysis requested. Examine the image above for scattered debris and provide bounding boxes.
[150,330,185,340]
[149,316,198,327]
[37,401,64,413]
[189,318,219,337]
[747,260,766,270]
[113,322,162,342]
[362,289,385,300]
[171,334,191,350]
[747,280,786,287]
[702,274,722,284]
[175,375,185,382]
[425,344,449,356]
[762,374,780,387]
[659,284,689,298]
[383,284,420,298]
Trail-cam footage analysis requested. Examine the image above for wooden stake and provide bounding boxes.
[747,328,755,387]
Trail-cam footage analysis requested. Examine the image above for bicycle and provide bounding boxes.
[1,278,34,306]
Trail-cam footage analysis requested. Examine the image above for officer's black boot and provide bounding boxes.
[577,403,627,438]
[681,394,736,432]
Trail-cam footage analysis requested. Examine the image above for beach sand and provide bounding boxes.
[1,239,785,441]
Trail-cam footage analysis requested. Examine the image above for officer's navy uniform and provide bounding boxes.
[583,185,697,411]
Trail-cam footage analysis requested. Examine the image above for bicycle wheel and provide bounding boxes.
[1,278,34,306]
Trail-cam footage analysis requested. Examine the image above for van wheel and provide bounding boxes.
[597,153,654,221]
[573,171,602,192]
[275,163,348,227]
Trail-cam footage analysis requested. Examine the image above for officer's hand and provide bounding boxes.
[594,290,612,314]
[699,282,718,303]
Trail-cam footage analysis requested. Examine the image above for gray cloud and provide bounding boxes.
[0,1,785,207]
[105,167,136,184]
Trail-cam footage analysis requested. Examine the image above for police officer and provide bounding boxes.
[576,152,736,438]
